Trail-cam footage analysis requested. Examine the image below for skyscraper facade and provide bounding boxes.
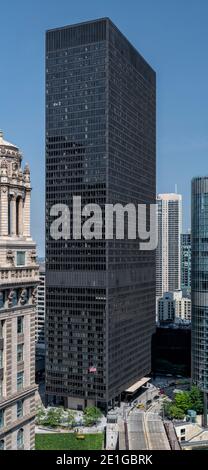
[181,232,191,293]
[0,132,38,450]
[191,177,208,423]
[156,193,182,297]
[45,18,156,410]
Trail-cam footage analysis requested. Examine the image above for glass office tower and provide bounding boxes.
[45,18,156,410]
[192,177,208,425]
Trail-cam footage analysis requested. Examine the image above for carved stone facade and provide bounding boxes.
[0,131,38,450]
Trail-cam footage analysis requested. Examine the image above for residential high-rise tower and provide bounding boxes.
[156,193,182,297]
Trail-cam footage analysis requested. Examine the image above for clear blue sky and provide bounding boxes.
[1,0,208,255]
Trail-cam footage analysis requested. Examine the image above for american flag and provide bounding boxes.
[89,366,97,373]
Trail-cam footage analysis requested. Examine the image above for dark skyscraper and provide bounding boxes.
[45,18,156,410]
[192,177,208,425]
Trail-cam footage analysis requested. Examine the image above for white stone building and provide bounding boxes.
[35,263,45,353]
[158,290,191,324]
[0,131,39,450]
[156,193,182,297]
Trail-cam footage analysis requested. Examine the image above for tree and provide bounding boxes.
[66,410,76,429]
[174,387,203,414]
[189,386,203,414]
[42,407,64,428]
[83,407,102,427]
[174,391,191,414]
[163,401,185,420]
[36,405,46,425]
[168,405,185,420]
[164,386,203,420]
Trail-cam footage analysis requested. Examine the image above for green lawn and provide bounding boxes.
[35,433,103,450]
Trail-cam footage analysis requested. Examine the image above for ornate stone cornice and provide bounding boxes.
[0,147,22,159]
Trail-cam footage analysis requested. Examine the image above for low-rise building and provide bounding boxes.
[174,421,208,449]
[158,290,191,324]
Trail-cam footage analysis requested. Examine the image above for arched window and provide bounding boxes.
[17,428,24,449]
[0,439,4,450]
